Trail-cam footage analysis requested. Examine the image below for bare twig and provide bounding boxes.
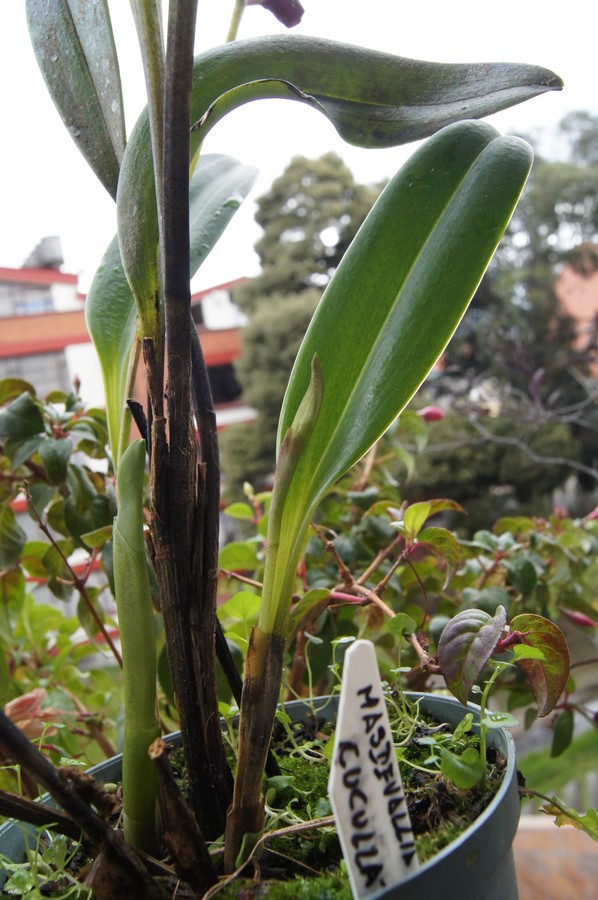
[468,417,598,481]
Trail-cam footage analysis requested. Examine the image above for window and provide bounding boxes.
[0,352,71,395]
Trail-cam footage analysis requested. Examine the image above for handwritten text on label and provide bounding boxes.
[328,640,419,898]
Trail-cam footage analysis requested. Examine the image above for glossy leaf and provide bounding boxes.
[87,155,257,465]
[387,612,418,638]
[279,124,532,485]
[38,438,72,486]
[219,541,260,572]
[5,436,43,471]
[551,708,574,758]
[402,502,432,540]
[118,34,559,338]
[510,613,570,716]
[481,710,520,730]
[437,606,507,704]
[188,155,258,277]
[506,557,538,596]
[119,140,256,348]
[0,379,35,405]
[439,746,485,788]
[287,588,331,638]
[26,0,125,198]
[0,569,25,613]
[258,122,532,638]
[224,503,256,521]
[0,394,44,440]
[20,541,51,579]
[417,527,461,573]
[0,506,27,569]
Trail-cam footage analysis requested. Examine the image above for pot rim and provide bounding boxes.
[0,690,518,895]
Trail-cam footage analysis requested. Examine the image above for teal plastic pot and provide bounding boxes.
[0,693,519,898]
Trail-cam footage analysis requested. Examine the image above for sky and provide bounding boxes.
[1,1,596,293]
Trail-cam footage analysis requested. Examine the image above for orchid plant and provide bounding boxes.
[0,0,571,892]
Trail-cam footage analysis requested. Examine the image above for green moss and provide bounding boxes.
[214,871,352,899]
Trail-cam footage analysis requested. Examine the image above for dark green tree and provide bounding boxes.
[234,152,380,312]
[419,113,598,518]
[444,111,598,395]
[220,290,319,491]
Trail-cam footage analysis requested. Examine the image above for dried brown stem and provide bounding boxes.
[220,569,264,590]
[149,737,217,893]
[0,788,81,839]
[356,532,405,586]
[316,524,440,673]
[405,632,440,673]
[147,0,233,839]
[0,709,166,898]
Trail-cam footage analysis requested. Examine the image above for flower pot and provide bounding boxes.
[0,693,519,898]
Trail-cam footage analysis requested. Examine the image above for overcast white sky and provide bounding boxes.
[1,1,596,292]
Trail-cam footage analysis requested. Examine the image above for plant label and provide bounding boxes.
[328,639,419,897]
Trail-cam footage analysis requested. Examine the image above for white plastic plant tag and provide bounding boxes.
[328,639,419,897]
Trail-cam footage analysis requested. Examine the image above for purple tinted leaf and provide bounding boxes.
[437,606,507,704]
[510,614,570,716]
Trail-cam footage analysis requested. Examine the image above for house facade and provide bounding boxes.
[0,238,253,428]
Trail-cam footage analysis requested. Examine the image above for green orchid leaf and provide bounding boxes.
[118,151,256,347]
[256,122,532,638]
[510,613,570,716]
[193,37,561,151]
[188,155,258,277]
[437,606,507,704]
[278,124,532,492]
[88,155,256,465]
[85,234,139,468]
[26,0,125,198]
[118,34,560,339]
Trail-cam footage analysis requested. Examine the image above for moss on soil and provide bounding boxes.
[1,706,505,899]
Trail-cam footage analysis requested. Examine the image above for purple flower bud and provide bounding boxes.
[246,0,305,28]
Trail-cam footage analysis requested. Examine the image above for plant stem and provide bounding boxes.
[113,440,160,853]
[477,663,504,776]
[226,0,246,42]
[149,738,217,892]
